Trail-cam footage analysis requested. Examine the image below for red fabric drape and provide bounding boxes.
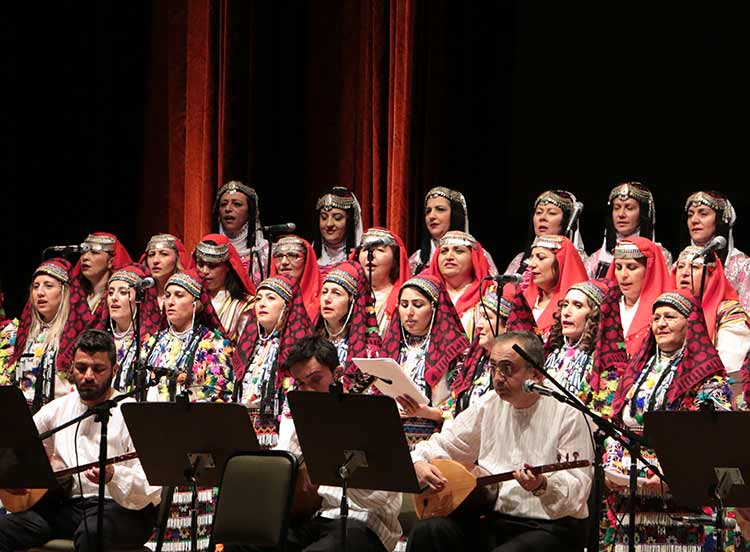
[142,0,417,252]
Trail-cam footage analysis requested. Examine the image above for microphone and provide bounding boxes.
[695,235,727,257]
[522,379,569,402]
[361,237,390,250]
[483,273,523,285]
[262,223,296,235]
[44,244,82,253]
[130,277,156,290]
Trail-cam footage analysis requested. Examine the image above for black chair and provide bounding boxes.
[209,450,298,552]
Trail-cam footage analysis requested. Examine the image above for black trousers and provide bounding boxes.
[406,513,586,552]
[224,515,387,552]
[0,494,156,552]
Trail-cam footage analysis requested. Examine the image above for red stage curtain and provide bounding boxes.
[141,0,418,251]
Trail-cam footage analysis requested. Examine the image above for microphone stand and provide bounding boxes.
[511,344,666,552]
[698,252,713,302]
[133,285,146,401]
[366,247,376,304]
[38,377,157,552]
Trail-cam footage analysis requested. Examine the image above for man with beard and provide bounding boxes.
[0,330,160,551]
[407,331,593,552]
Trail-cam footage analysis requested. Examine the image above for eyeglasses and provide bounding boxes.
[273,252,304,262]
[487,359,521,378]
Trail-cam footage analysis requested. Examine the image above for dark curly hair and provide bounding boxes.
[211,182,259,251]
[546,297,601,354]
[314,187,359,259]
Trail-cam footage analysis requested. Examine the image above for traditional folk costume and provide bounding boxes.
[587,182,673,278]
[270,234,321,323]
[61,232,132,371]
[142,270,234,552]
[381,275,469,448]
[603,291,736,552]
[451,284,512,417]
[106,264,162,393]
[356,227,411,336]
[521,235,589,340]
[140,233,195,310]
[314,187,364,278]
[684,191,750,313]
[605,238,672,358]
[505,190,588,274]
[233,275,312,447]
[213,180,270,285]
[0,259,81,412]
[427,230,492,338]
[194,234,256,344]
[673,245,750,374]
[316,261,381,392]
[409,186,498,277]
[543,279,627,418]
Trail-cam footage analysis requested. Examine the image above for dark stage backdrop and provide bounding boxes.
[3,1,748,318]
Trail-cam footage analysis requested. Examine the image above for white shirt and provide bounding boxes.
[33,391,162,510]
[411,392,593,520]
[276,415,403,551]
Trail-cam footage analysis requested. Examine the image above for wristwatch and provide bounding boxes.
[532,477,548,497]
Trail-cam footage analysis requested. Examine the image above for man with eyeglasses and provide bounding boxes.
[407,330,593,552]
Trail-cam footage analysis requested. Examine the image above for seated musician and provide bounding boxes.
[226,334,402,552]
[408,330,593,552]
[0,330,161,552]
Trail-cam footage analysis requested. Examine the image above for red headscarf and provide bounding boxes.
[611,289,726,417]
[671,247,740,342]
[523,235,588,336]
[10,258,78,370]
[352,227,411,320]
[233,275,313,383]
[67,232,134,344]
[138,233,195,273]
[605,237,671,357]
[381,274,470,388]
[194,233,256,296]
[270,235,321,322]
[318,261,381,387]
[427,231,491,319]
[107,263,163,337]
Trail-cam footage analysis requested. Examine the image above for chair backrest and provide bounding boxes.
[210,450,298,550]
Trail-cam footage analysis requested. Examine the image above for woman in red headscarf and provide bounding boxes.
[105,263,162,393]
[140,233,194,310]
[354,227,410,336]
[605,237,671,357]
[672,245,750,377]
[427,230,491,338]
[233,275,312,447]
[194,234,256,343]
[270,235,321,322]
[603,290,733,550]
[315,261,381,392]
[0,259,84,412]
[521,235,588,340]
[71,232,132,316]
[381,274,470,448]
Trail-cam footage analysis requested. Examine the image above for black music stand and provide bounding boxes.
[0,386,58,492]
[645,410,750,551]
[121,402,260,552]
[287,390,421,552]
